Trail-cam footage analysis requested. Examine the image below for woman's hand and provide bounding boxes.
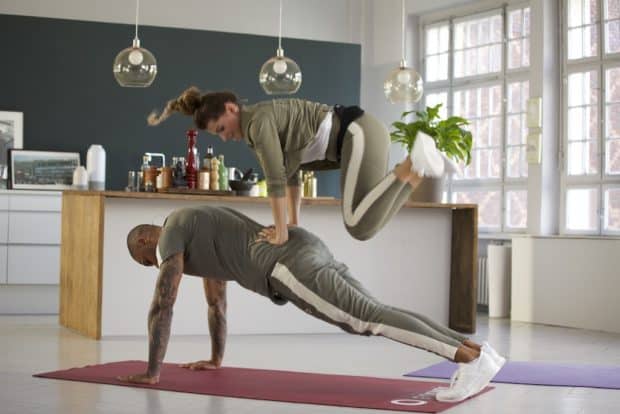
[179,360,221,370]
[117,373,159,384]
[257,226,289,245]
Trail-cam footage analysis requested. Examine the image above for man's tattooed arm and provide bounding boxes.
[145,252,184,378]
[205,279,227,366]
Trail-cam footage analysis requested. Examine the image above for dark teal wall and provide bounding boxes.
[0,14,360,196]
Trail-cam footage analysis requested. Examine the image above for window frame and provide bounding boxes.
[422,2,531,234]
[561,0,620,236]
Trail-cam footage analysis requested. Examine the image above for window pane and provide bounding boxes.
[522,38,530,67]
[439,53,449,80]
[508,39,522,69]
[568,107,585,141]
[490,44,502,72]
[566,187,600,231]
[453,189,501,229]
[506,189,528,229]
[585,0,599,24]
[467,21,479,47]
[607,103,620,138]
[466,49,478,76]
[607,139,620,174]
[507,147,522,177]
[426,55,439,82]
[439,25,450,52]
[568,71,599,106]
[606,67,620,102]
[607,0,620,19]
[523,7,531,35]
[568,0,583,27]
[478,45,490,73]
[604,187,620,232]
[454,14,502,78]
[455,23,465,49]
[509,9,523,39]
[606,20,620,53]
[568,28,585,59]
[567,106,599,142]
[568,141,600,175]
[584,25,600,57]
[427,27,439,54]
[454,50,465,78]
[490,117,502,147]
[491,15,503,42]
[425,91,448,118]
[507,115,522,145]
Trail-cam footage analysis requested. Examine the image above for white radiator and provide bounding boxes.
[477,256,488,306]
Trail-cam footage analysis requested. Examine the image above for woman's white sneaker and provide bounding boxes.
[410,131,445,178]
[435,350,503,403]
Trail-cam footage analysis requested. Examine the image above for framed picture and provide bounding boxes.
[8,149,80,190]
[0,111,23,186]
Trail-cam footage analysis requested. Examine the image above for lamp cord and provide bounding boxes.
[134,0,140,41]
[401,0,405,62]
[278,0,283,50]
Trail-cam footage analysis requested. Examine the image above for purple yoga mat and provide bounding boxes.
[406,361,620,389]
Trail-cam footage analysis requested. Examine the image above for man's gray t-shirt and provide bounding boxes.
[157,206,333,303]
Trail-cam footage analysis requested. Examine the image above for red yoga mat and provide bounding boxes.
[34,361,492,413]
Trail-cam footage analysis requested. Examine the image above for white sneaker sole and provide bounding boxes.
[435,351,503,403]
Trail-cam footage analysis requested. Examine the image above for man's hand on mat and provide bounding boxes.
[117,373,159,384]
[179,360,221,370]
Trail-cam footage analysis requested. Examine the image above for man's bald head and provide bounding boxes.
[127,224,161,266]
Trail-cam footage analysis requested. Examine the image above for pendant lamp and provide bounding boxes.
[259,0,302,95]
[113,0,157,87]
[384,0,423,103]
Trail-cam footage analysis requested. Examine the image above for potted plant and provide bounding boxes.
[390,103,473,202]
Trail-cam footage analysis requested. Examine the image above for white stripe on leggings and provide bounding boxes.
[271,262,458,360]
[342,122,398,227]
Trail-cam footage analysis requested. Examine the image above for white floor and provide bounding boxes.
[1,313,619,414]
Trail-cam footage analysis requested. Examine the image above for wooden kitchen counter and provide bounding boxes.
[60,190,477,339]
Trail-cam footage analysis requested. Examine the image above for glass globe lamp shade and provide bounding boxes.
[383,62,424,104]
[259,48,302,95]
[113,39,157,87]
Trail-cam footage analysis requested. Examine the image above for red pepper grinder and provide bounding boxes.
[185,129,199,189]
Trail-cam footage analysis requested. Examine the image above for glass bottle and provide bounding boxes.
[185,129,199,189]
[203,145,214,171]
[218,155,228,191]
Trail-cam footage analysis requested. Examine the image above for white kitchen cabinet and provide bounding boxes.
[8,211,61,244]
[7,245,60,284]
[0,190,61,286]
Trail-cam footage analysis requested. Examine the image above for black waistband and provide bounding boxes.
[333,104,365,162]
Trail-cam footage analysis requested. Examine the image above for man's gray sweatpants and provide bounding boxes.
[269,260,468,360]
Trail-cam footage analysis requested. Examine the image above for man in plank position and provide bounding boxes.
[119,205,505,402]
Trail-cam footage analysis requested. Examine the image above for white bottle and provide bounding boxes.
[72,166,88,190]
[86,144,106,191]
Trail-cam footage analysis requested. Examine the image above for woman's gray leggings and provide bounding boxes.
[339,113,412,241]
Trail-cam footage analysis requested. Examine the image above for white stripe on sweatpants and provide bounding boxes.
[271,262,458,360]
[342,122,397,227]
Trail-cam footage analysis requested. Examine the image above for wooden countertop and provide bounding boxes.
[62,190,476,210]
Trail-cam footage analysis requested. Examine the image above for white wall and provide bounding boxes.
[512,235,620,334]
[0,0,361,43]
